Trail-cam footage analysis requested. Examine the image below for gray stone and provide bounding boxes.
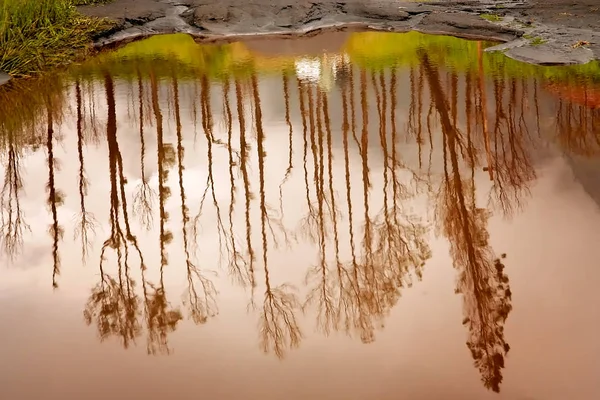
[505,45,594,66]
[0,71,11,86]
[346,2,410,21]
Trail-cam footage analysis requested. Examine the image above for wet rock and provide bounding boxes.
[505,45,594,65]
[395,2,437,15]
[77,0,168,23]
[418,12,523,41]
[346,2,410,21]
[0,71,11,86]
[125,10,165,25]
[191,4,232,25]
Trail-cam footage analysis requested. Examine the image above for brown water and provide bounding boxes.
[1,32,600,400]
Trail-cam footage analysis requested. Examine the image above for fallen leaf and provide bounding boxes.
[572,40,590,48]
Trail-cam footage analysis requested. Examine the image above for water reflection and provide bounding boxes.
[1,31,600,394]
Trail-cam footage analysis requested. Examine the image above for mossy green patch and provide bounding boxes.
[481,14,503,22]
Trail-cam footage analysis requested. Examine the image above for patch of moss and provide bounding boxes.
[530,37,547,46]
[481,14,503,22]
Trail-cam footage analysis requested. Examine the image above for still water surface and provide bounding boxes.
[1,31,600,400]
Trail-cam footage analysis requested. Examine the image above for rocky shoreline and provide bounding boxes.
[77,0,600,66]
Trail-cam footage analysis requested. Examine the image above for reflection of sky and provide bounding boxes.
[1,67,600,400]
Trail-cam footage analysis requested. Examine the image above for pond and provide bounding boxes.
[1,31,600,400]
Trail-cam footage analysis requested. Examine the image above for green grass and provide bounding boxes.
[0,0,112,77]
[481,14,503,22]
[72,0,113,5]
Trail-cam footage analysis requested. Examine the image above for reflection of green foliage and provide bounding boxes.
[70,34,297,81]
[72,34,241,81]
[345,31,600,83]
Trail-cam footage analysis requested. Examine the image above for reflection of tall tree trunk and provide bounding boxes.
[222,77,249,286]
[86,72,145,350]
[304,89,335,335]
[478,42,493,180]
[255,72,302,359]
[173,71,218,324]
[235,78,256,290]
[252,73,269,276]
[75,79,97,262]
[298,80,316,239]
[45,96,62,289]
[423,53,512,393]
[279,73,294,217]
[0,129,29,260]
[150,69,173,274]
[198,76,229,264]
[133,69,156,230]
[359,69,373,268]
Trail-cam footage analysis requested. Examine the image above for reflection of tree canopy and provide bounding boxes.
[422,52,512,393]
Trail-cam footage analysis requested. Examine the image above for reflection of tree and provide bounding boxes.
[84,70,182,355]
[148,68,182,355]
[173,71,218,324]
[297,81,318,240]
[235,78,256,290]
[303,89,339,335]
[300,70,431,344]
[423,53,512,393]
[555,89,600,156]
[74,79,98,262]
[278,72,294,218]
[132,69,157,230]
[193,75,232,270]
[252,72,302,358]
[488,74,536,218]
[84,72,144,350]
[45,94,64,288]
[0,129,29,260]
[223,77,251,287]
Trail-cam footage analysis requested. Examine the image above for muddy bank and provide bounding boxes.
[76,0,600,66]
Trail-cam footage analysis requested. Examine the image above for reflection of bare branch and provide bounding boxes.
[0,132,30,260]
[488,76,536,218]
[74,79,98,263]
[172,71,219,324]
[297,81,319,242]
[192,76,232,270]
[223,78,251,287]
[133,71,157,230]
[235,79,256,290]
[260,283,303,359]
